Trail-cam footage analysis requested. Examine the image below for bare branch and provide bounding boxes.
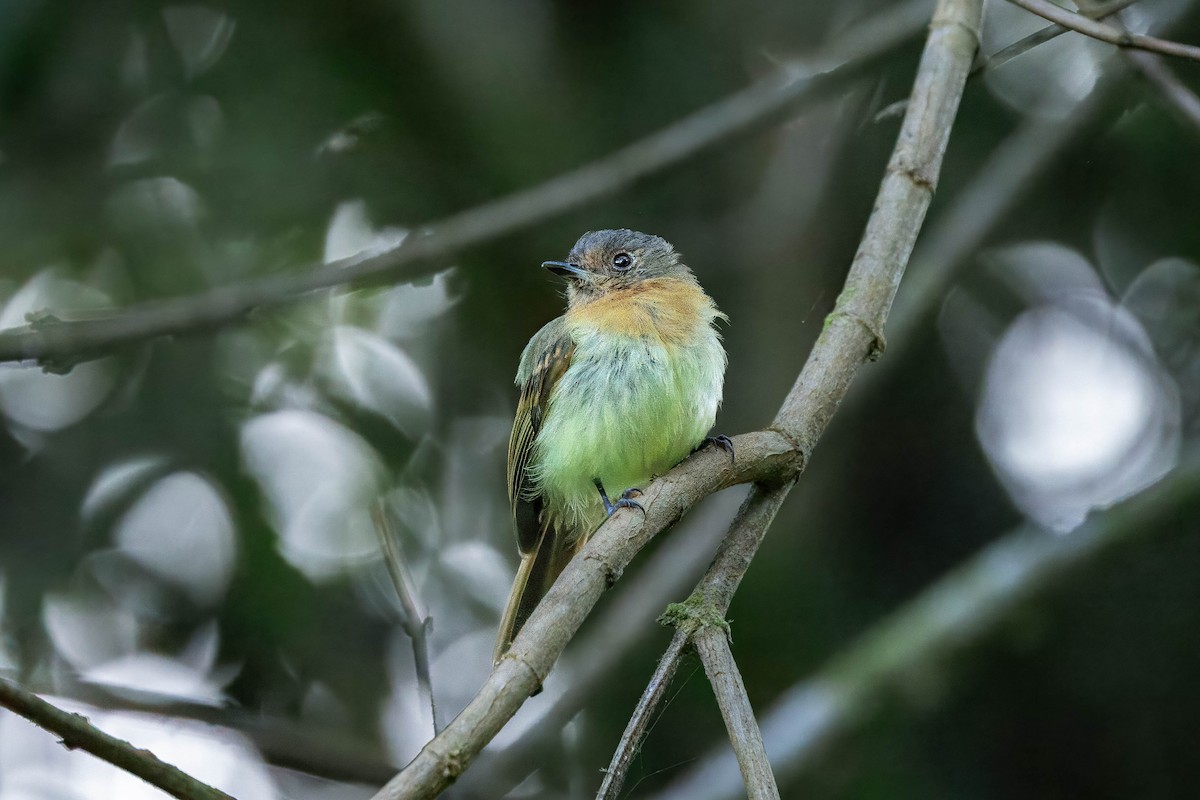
[0,0,935,369]
[372,502,440,736]
[1072,0,1200,137]
[0,679,234,800]
[978,0,1141,74]
[656,457,1200,800]
[693,627,779,800]
[598,0,984,794]
[595,630,691,800]
[1006,0,1200,62]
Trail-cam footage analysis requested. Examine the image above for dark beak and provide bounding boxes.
[542,261,588,280]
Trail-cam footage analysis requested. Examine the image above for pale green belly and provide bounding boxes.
[530,331,723,536]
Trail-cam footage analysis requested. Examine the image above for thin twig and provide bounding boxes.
[693,627,779,800]
[978,0,1141,73]
[372,502,440,736]
[1006,0,1200,62]
[1072,0,1200,137]
[595,630,691,800]
[594,1,984,795]
[0,679,234,800]
[655,456,1200,800]
[0,0,935,369]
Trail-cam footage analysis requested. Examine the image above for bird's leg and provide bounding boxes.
[695,434,735,461]
[593,478,645,518]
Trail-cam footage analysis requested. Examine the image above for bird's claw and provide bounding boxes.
[595,480,646,518]
[611,488,645,518]
[698,434,735,461]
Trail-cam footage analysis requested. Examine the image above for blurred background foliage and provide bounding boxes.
[1,0,1199,798]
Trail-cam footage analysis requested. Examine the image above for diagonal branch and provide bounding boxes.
[0,0,934,369]
[1006,0,1200,62]
[656,455,1200,800]
[595,631,693,799]
[598,1,983,795]
[0,679,234,800]
[693,626,779,800]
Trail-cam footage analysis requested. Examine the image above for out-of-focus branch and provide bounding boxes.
[1007,0,1200,62]
[0,679,234,800]
[0,676,398,785]
[656,457,1200,800]
[0,0,935,369]
[1129,49,1200,133]
[593,1,984,796]
[979,0,1141,73]
[372,502,440,736]
[693,626,779,800]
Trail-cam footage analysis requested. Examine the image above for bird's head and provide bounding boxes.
[543,229,694,306]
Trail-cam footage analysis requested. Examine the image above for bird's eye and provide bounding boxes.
[612,252,633,271]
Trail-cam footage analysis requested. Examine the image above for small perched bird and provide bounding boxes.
[494,229,728,664]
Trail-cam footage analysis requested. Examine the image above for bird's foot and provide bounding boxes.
[594,479,646,518]
[696,434,735,461]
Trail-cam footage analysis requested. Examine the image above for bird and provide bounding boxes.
[494,229,729,665]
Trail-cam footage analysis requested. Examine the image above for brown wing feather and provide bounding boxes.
[506,333,574,553]
[496,325,574,665]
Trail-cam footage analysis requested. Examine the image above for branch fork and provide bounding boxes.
[658,592,734,642]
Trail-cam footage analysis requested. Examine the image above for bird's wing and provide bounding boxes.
[507,316,574,554]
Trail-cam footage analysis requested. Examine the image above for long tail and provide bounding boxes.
[493,524,579,666]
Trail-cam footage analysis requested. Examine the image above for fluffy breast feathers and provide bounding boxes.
[520,276,726,534]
